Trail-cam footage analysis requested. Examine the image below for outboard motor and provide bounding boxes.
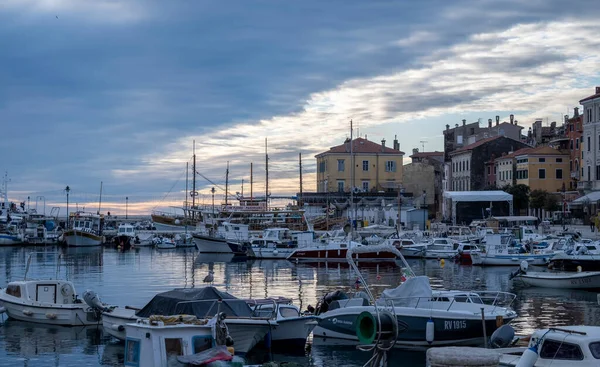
[509,260,528,280]
[83,290,110,313]
[490,325,516,348]
[315,290,348,315]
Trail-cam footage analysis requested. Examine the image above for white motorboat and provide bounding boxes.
[156,237,176,249]
[388,238,427,258]
[102,287,274,355]
[175,233,195,247]
[123,314,235,367]
[247,228,314,259]
[497,326,600,366]
[471,234,552,266]
[0,232,22,245]
[423,238,459,259]
[63,212,104,247]
[248,298,319,349]
[114,223,136,247]
[193,232,232,253]
[511,261,600,289]
[0,253,108,326]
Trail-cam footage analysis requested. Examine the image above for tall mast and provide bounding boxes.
[350,120,354,223]
[185,162,189,217]
[265,138,269,210]
[299,152,303,206]
[250,163,253,202]
[225,161,229,207]
[192,140,196,219]
[2,172,8,218]
[98,181,103,214]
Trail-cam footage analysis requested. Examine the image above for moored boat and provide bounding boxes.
[511,261,600,289]
[63,212,104,247]
[288,241,398,262]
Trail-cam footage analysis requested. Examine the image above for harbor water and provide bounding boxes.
[0,246,599,366]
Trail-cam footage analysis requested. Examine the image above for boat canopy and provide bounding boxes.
[377,276,432,307]
[136,287,254,318]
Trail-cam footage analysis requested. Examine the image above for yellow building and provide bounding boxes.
[515,146,570,192]
[315,137,404,192]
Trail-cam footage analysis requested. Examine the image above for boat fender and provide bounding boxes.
[515,345,538,367]
[46,313,57,319]
[23,309,33,316]
[520,260,528,273]
[272,249,278,256]
[111,324,125,332]
[426,318,435,344]
[577,265,582,273]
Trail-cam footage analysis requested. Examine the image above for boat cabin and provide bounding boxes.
[5,280,77,305]
[117,224,136,237]
[124,319,217,367]
[70,212,103,234]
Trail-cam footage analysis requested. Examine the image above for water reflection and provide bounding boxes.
[0,246,598,366]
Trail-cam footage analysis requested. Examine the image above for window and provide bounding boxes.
[588,136,591,151]
[590,342,600,359]
[279,307,300,318]
[556,169,563,179]
[462,161,466,171]
[318,161,326,173]
[385,161,396,172]
[337,159,345,172]
[570,160,573,171]
[466,160,469,170]
[125,339,141,367]
[540,339,583,360]
[576,138,579,150]
[337,181,344,192]
[362,160,369,171]
[487,166,490,175]
[589,166,591,181]
[192,336,213,354]
[6,285,21,298]
[539,169,546,179]
[570,140,574,149]
[538,158,546,163]
[164,338,183,358]
[362,181,369,192]
[597,166,600,181]
[556,158,563,163]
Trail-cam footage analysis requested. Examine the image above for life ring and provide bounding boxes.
[61,284,71,296]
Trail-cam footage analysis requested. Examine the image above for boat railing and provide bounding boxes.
[173,298,278,320]
[379,291,516,313]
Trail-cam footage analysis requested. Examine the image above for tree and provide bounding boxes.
[544,194,560,212]
[502,184,530,213]
[529,189,547,210]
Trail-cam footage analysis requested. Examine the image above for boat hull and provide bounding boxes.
[517,271,600,289]
[423,250,458,259]
[249,246,295,259]
[224,319,271,355]
[102,308,137,340]
[313,306,514,348]
[270,316,318,349]
[0,296,101,326]
[398,246,426,258]
[193,234,232,253]
[63,230,103,247]
[0,234,22,246]
[471,253,550,266]
[288,248,397,262]
[227,241,249,256]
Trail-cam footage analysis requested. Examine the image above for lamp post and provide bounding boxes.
[561,183,566,231]
[126,196,129,219]
[397,184,405,231]
[211,187,216,216]
[423,190,427,231]
[64,187,70,229]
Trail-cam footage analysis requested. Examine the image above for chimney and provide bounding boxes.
[596,86,600,94]
[510,114,514,124]
[446,124,450,131]
[393,135,399,150]
[412,148,419,155]
[488,119,492,128]
[455,124,459,128]
[574,107,579,117]
[381,138,386,152]
[564,115,569,123]
[462,119,466,126]
[495,115,500,126]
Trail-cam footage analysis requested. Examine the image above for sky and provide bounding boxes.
[1,0,600,215]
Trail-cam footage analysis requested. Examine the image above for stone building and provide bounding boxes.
[580,87,600,191]
[403,149,444,216]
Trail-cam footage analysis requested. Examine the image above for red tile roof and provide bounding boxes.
[450,136,502,154]
[495,147,533,160]
[580,92,600,103]
[410,151,444,158]
[317,137,404,156]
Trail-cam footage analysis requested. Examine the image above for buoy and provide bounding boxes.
[515,345,538,367]
[577,265,582,273]
[440,259,445,268]
[227,346,235,355]
[111,324,125,332]
[22,310,33,316]
[426,318,435,344]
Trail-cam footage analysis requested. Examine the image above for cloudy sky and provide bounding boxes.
[1,0,599,215]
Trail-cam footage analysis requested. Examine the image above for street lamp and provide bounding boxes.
[397,184,405,231]
[64,187,70,229]
[126,196,129,219]
[561,183,566,230]
[423,190,427,230]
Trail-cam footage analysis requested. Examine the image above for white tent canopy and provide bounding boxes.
[443,190,513,225]
[572,192,600,205]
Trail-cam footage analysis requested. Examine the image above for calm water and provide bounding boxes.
[0,246,599,367]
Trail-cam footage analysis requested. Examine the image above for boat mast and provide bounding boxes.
[192,140,196,219]
[1,172,7,219]
[299,152,303,207]
[98,181,103,214]
[225,161,229,207]
[185,162,189,235]
[265,138,269,210]
[349,120,354,227]
[250,163,253,203]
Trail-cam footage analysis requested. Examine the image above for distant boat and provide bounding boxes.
[511,261,600,289]
[63,212,104,247]
[155,237,176,249]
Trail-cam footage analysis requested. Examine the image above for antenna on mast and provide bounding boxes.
[225,161,229,207]
[419,140,427,151]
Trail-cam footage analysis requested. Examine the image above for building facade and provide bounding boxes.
[443,115,524,161]
[493,148,532,188]
[581,87,600,191]
[315,137,404,193]
[514,146,570,192]
[403,149,445,216]
[449,136,530,191]
[565,108,583,190]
